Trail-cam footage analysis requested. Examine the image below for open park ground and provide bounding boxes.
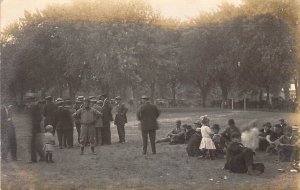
[1,108,300,190]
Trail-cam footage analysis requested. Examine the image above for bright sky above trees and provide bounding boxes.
[1,0,242,30]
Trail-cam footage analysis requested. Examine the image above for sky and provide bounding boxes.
[1,0,242,30]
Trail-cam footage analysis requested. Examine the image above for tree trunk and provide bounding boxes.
[67,81,76,102]
[283,84,290,100]
[58,83,63,98]
[266,86,270,103]
[171,82,176,106]
[259,90,263,108]
[150,81,155,103]
[220,85,228,109]
[201,90,207,108]
[295,77,298,101]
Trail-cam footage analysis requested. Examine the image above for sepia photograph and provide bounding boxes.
[1,0,300,189]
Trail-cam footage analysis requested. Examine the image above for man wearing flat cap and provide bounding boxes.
[137,96,160,154]
[99,94,113,145]
[43,96,58,135]
[73,99,101,155]
[114,96,128,143]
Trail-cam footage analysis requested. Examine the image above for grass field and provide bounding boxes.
[1,108,300,190]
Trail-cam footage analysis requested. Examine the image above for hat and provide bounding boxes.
[263,122,272,128]
[45,125,53,132]
[183,125,192,130]
[176,120,181,124]
[279,119,285,122]
[45,96,52,100]
[141,95,149,100]
[201,116,210,125]
[56,98,64,102]
[211,124,220,130]
[90,99,97,103]
[115,96,121,100]
[96,100,103,104]
[89,96,96,99]
[99,94,107,98]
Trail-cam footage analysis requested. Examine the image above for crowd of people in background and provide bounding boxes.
[1,95,299,176]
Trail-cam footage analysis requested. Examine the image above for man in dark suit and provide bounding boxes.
[43,96,58,135]
[114,96,128,143]
[30,101,45,163]
[99,94,113,145]
[137,96,160,155]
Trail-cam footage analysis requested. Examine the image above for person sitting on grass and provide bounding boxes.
[184,125,196,143]
[156,120,185,144]
[258,122,272,151]
[265,124,283,155]
[186,120,202,157]
[221,119,241,148]
[278,126,299,162]
[43,125,55,163]
[211,124,225,158]
[224,133,264,176]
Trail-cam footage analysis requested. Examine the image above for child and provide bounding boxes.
[258,122,272,151]
[199,116,216,160]
[211,124,225,157]
[266,124,283,155]
[278,126,299,162]
[44,125,55,163]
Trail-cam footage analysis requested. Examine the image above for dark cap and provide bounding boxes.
[115,96,121,100]
[45,96,53,100]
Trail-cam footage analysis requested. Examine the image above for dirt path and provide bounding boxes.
[1,109,300,190]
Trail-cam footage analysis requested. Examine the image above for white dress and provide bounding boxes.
[199,125,216,150]
[43,132,55,152]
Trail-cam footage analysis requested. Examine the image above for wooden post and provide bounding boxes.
[244,95,247,111]
[231,98,234,110]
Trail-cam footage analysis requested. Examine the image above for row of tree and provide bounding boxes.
[1,0,299,107]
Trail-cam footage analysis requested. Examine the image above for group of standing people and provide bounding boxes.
[29,94,129,162]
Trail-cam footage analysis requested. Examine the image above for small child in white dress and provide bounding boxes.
[199,116,216,160]
[44,125,55,163]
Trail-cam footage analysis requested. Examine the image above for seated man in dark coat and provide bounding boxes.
[258,122,272,151]
[186,120,202,157]
[266,124,284,154]
[224,133,264,175]
[278,126,299,162]
[221,119,241,148]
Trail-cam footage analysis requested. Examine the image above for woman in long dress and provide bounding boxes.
[199,116,216,160]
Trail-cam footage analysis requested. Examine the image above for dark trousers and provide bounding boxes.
[186,134,202,157]
[117,124,125,142]
[227,148,254,173]
[31,134,44,162]
[279,145,299,162]
[57,129,73,148]
[57,129,66,147]
[101,127,111,145]
[1,126,17,160]
[142,129,156,154]
[95,128,102,145]
[75,123,81,143]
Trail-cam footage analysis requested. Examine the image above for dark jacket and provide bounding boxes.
[102,99,113,127]
[31,104,43,134]
[55,107,73,130]
[137,102,160,131]
[114,103,128,126]
[43,102,58,127]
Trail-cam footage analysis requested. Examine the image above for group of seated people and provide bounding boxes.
[158,117,299,175]
[258,119,299,162]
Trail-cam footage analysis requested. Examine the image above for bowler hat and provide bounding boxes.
[141,95,149,100]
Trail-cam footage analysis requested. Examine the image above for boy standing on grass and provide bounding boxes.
[73,99,101,155]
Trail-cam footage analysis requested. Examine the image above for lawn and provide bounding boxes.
[1,108,300,190]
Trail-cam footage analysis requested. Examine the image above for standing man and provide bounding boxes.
[30,100,45,163]
[137,95,160,155]
[93,101,104,146]
[1,104,18,161]
[114,96,128,143]
[99,94,113,145]
[43,96,58,135]
[73,99,101,155]
[55,100,74,149]
[73,96,84,144]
